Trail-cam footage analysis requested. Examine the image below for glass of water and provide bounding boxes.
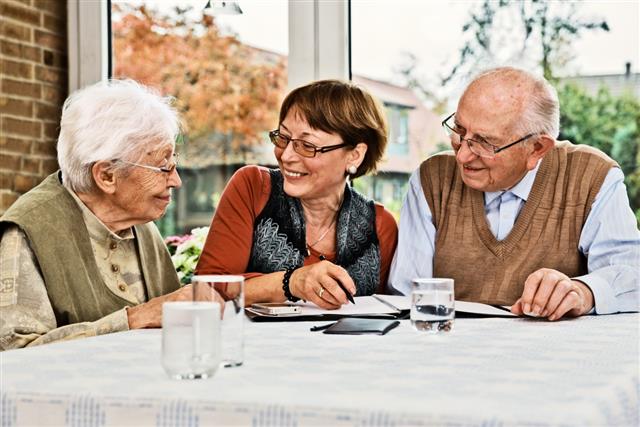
[162,301,221,380]
[191,275,245,367]
[411,278,455,333]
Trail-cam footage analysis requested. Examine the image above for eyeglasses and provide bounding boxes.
[442,112,535,159]
[269,130,349,158]
[117,153,179,174]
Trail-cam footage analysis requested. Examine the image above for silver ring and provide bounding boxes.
[317,287,325,298]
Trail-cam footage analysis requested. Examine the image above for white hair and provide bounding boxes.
[469,67,560,139]
[57,79,180,193]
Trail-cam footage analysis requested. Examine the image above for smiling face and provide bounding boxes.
[453,77,537,192]
[275,109,361,204]
[113,143,182,224]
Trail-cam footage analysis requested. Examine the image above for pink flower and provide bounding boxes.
[164,234,193,247]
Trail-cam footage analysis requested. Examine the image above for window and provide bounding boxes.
[100,0,351,236]
[111,0,288,236]
[96,0,638,226]
[352,0,639,219]
[385,105,409,155]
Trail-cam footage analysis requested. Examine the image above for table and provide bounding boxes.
[1,314,638,426]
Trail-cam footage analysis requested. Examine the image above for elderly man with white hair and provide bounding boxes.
[0,79,201,350]
[389,66,639,320]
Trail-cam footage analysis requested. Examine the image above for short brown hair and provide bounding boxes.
[278,79,388,178]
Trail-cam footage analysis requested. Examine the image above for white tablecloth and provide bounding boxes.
[1,314,638,426]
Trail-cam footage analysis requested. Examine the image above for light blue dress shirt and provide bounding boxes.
[388,164,640,314]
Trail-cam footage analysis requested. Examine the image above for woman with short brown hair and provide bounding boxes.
[197,79,397,309]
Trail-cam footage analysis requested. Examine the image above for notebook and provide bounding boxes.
[322,318,400,335]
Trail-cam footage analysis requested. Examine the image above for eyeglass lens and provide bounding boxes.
[445,118,495,158]
[161,154,179,172]
[271,132,316,157]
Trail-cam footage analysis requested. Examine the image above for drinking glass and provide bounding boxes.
[162,301,221,380]
[411,278,455,333]
[191,275,245,367]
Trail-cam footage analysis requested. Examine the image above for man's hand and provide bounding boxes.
[126,284,225,329]
[511,268,594,321]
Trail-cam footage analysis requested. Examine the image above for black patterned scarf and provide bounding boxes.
[247,169,380,296]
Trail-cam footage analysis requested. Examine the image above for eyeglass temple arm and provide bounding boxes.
[493,133,535,154]
[441,112,455,127]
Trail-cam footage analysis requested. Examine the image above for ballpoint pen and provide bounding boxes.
[336,279,356,304]
[319,255,356,304]
[310,322,336,332]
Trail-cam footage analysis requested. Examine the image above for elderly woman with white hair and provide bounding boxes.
[0,79,198,350]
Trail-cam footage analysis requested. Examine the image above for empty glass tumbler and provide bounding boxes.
[191,275,245,367]
[162,301,222,380]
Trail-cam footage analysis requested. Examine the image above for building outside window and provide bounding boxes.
[386,106,409,152]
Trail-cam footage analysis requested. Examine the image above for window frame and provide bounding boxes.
[67,0,351,92]
[67,0,110,92]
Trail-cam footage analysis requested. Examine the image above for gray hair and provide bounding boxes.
[468,67,560,139]
[57,79,180,193]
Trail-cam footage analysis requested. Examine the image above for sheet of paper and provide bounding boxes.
[294,296,399,316]
[248,294,516,317]
[373,294,516,317]
[456,301,517,317]
[373,294,411,310]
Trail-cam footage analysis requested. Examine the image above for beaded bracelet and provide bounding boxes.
[282,266,300,302]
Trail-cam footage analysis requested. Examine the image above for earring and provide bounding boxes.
[347,165,357,175]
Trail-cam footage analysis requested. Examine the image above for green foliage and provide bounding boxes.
[155,200,178,237]
[445,0,608,83]
[351,178,370,199]
[557,83,640,220]
[383,197,404,222]
[164,227,210,284]
[352,176,406,220]
[434,142,451,154]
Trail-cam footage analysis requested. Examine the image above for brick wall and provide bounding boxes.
[0,0,67,214]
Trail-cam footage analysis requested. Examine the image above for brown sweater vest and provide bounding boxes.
[420,142,617,305]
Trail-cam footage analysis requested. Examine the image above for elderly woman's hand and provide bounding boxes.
[289,261,356,310]
[126,284,226,329]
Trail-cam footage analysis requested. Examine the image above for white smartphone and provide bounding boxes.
[251,302,302,315]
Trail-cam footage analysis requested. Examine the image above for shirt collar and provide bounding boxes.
[66,187,135,243]
[484,161,541,206]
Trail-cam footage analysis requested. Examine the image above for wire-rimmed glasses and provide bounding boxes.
[268,130,349,158]
[442,112,535,159]
[117,153,179,174]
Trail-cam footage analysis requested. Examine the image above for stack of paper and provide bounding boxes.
[245,294,516,320]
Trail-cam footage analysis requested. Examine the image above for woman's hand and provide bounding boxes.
[289,261,356,309]
[127,284,226,329]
